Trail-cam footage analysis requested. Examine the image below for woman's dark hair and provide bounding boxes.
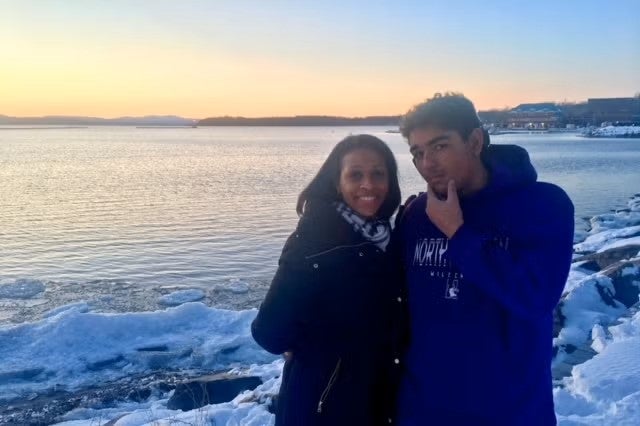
[296,134,401,220]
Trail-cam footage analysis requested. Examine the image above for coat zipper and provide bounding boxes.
[317,358,342,414]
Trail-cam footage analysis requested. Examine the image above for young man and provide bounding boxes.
[395,93,574,425]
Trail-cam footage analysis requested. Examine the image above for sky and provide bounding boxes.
[1,0,639,118]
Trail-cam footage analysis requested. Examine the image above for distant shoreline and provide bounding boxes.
[0,115,400,127]
[135,126,197,129]
[0,126,89,130]
[197,116,401,127]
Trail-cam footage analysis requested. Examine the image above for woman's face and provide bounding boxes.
[338,148,389,218]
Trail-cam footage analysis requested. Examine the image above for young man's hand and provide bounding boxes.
[426,180,464,239]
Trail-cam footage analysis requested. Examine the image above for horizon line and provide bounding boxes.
[4,96,638,122]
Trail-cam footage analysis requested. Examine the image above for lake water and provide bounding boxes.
[1,126,639,322]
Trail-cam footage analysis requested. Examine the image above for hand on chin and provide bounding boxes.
[427,182,448,201]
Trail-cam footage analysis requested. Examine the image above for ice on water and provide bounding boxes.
[157,289,206,306]
[0,278,45,299]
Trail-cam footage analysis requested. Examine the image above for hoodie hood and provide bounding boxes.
[481,144,537,194]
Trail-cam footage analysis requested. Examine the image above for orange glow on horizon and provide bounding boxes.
[2,4,636,120]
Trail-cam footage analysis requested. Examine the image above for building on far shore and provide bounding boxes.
[479,96,640,129]
[587,97,640,125]
[507,103,564,129]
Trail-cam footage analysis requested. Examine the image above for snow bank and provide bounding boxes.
[582,126,640,138]
[0,299,277,401]
[556,309,640,425]
[553,194,640,424]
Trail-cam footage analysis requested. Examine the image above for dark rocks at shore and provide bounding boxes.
[576,245,640,271]
[0,369,264,425]
[554,244,640,335]
[167,373,263,411]
[552,244,640,379]
[601,257,640,308]
[572,244,640,309]
[0,371,184,425]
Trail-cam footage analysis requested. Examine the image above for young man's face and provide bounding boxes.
[408,126,484,198]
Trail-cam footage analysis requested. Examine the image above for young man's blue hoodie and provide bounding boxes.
[396,144,574,425]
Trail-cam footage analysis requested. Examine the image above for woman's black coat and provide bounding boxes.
[251,201,407,425]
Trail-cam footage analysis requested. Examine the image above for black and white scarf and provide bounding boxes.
[334,201,391,251]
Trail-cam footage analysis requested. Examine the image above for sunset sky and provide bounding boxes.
[1,0,638,118]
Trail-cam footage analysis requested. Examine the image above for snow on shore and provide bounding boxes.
[555,307,640,425]
[581,125,640,138]
[554,194,640,425]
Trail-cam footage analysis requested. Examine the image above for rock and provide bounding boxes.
[553,301,566,337]
[576,260,601,272]
[0,370,185,425]
[552,343,598,379]
[127,387,151,402]
[167,373,263,411]
[594,282,618,307]
[601,258,640,308]
[575,245,640,270]
[552,250,640,380]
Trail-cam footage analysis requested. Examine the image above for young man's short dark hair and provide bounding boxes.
[400,92,485,142]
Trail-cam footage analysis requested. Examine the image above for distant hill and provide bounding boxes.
[197,115,401,126]
[0,115,196,126]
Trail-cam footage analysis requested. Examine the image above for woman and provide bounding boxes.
[251,134,406,425]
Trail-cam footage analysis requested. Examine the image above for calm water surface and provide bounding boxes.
[1,127,639,320]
